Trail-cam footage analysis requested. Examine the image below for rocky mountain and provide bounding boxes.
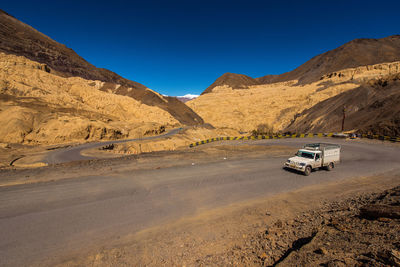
[284,73,400,136]
[0,9,203,125]
[0,52,181,144]
[202,73,259,95]
[188,60,400,133]
[203,35,400,94]
[1,8,398,140]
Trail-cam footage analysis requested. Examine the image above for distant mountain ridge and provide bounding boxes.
[202,35,400,94]
[202,73,259,94]
[0,9,203,125]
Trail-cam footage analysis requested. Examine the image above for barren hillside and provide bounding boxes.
[202,35,400,94]
[0,53,179,144]
[285,73,400,136]
[202,73,259,95]
[0,9,203,125]
[189,61,400,133]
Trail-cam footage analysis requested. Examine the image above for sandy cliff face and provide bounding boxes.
[0,9,203,126]
[0,53,179,144]
[188,61,400,133]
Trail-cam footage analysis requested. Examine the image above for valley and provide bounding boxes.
[0,6,399,267]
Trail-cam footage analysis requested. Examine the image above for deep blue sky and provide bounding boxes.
[2,0,400,96]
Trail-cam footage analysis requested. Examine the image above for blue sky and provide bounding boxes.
[2,0,400,96]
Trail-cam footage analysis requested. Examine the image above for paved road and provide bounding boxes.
[1,138,399,266]
[44,127,183,164]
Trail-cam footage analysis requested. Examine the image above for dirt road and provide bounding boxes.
[0,138,399,266]
[44,127,183,164]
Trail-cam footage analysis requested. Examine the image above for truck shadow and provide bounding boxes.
[283,166,332,176]
[282,167,306,176]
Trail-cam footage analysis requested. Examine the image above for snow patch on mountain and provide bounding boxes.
[178,94,199,99]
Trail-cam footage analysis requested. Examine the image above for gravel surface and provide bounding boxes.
[220,186,400,266]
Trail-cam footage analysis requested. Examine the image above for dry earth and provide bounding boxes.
[85,126,240,156]
[201,35,400,94]
[285,73,400,136]
[0,9,203,126]
[188,61,400,132]
[0,52,179,145]
[0,10,399,266]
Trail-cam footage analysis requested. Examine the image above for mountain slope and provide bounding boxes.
[284,74,400,136]
[0,9,203,125]
[257,35,400,85]
[189,61,400,132]
[203,35,400,94]
[201,73,259,95]
[0,52,179,144]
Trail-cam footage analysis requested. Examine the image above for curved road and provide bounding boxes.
[44,127,183,164]
[1,138,399,266]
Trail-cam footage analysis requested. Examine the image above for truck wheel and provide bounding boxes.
[326,163,334,171]
[304,166,312,176]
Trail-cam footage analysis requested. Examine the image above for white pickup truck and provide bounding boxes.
[284,143,341,176]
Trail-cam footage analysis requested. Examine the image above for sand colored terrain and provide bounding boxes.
[83,126,240,156]
[202,35,400,94]
[0,52,179,145]
[0,10,203,126]
[285,72,400,136]
[188,61,400,132]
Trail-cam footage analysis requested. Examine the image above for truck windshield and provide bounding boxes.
[296,151,315,159]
